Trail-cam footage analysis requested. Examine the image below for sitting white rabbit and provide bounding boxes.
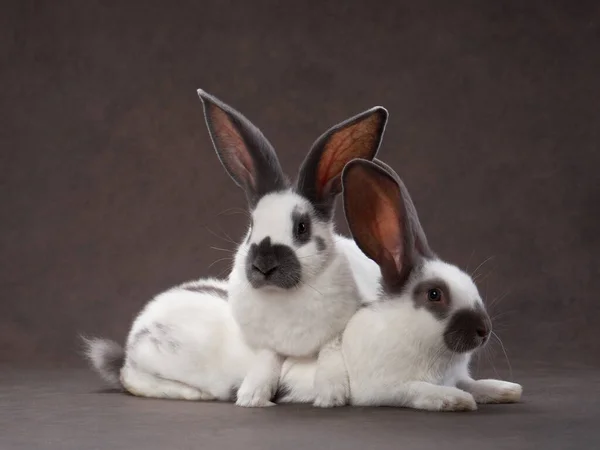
[196,90,388,407]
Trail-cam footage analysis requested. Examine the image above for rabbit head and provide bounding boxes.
[342,159,491,355]
[197,89,388,292]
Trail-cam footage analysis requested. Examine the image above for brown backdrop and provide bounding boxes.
[2,0,599,368]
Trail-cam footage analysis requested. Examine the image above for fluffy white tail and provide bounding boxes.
[82,336,125,388]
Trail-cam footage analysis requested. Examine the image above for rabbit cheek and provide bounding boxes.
[314,236,327,252]
[443,308,490,353]
[245,237,302,290]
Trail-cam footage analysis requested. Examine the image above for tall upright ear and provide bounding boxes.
[296,106,388,219]
[342,159,424,290]
[370,159,435,259]
[197,89,288,207]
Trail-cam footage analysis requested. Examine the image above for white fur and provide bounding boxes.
[334,235,381,304]
[119,278,254,401]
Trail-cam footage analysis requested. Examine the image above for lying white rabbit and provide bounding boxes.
[276,159,523,410]
[84,90,388,408]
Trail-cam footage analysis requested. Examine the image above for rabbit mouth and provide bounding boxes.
[246,270,302,290]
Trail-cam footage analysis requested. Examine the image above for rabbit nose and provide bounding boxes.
[476,326,488,338]
[476,318,491,341]
[252,237,280,276]
[252,260,279,276]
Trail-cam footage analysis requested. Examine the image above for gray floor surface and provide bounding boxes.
[1,366,598,450]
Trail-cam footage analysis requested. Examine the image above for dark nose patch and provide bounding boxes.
[246,237,302,289]
[443,307,491,353]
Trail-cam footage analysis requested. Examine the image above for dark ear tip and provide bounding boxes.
[355,106,390,126]
[341,158,372,184]
[372,158,401,182]
[371,106,389,119]
[362,106,389,126]
[342,158,396,187]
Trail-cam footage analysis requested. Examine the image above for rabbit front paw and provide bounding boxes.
[468,379,523,404]
[413,387,477,412]
[235,382,276,407]
[313,380,348,408]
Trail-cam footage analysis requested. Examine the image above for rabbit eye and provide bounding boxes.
[292,211,312,245]
[297,222,307,235]
[427,288,442,302]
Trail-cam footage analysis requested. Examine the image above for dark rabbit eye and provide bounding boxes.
[296,222,307,235]
[428,288,442,302]
[292,211,312,245]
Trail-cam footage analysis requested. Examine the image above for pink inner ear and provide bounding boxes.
[317,116,380,197]
[212,106,256,189]
[317,147,345,196]
[374,196,404,274]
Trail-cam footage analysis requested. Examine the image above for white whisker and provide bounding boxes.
[471,255,495,279]
[210,246,236,253]
[491,331,513,381]
[208,256,232,270]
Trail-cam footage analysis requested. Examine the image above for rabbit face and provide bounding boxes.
[242,192,334,290]
[196,89,387,294]
[342,159,492,358]
[408,260,491,354]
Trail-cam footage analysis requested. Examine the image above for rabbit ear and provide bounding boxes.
[197,89,288,207]
[296,107,388,219]
[370,158,399,181]
[342,159,433,290]
[371,158,434,260]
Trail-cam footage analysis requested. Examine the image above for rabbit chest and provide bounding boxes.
[228,268,360,358]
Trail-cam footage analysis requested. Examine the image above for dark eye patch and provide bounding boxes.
[412,278,452,320]
[315,236,326,252]
[292,209,312,246]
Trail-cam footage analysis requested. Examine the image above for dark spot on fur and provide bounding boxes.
[129,324,181,354]
[315,236,326,252]
[272,383,291,403]
[128,327,150,350]
[183,284,228,300]
[155,323,168,332]
[154,323,181,352]
[230,384,240,403]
